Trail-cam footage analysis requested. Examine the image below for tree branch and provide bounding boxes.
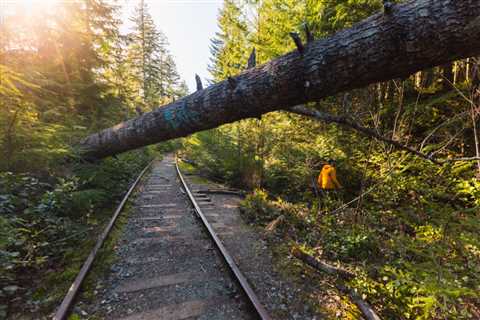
[290,105,480,164]
[291,247,381,320]
[439,156,480,163]
[289,105,442,164]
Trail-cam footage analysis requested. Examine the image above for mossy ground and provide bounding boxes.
[178,160,213,185]
[266,235,363,319]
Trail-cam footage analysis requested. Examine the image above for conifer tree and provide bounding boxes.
[128,0,166,109]
[0,0,124,169]
[209,0,249,81]
[127,0,184,110]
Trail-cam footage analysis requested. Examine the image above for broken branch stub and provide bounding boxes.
[195,74,203,91]
[304,23,314,43]
[247,48,256,69]
[289,32,304,54]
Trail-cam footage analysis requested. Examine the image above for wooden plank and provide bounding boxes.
[117,300,209,320]
[115,272,202,293]
[141,204,177,208]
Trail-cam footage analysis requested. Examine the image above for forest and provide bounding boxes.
[0,0,184,318]
[1,0,479,319]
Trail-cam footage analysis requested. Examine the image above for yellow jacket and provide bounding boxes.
[318,165,341,189]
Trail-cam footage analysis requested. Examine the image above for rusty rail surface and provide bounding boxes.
[53,160,154,320]
[175,156,272,320]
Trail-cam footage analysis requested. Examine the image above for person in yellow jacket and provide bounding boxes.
[318,159,342,190]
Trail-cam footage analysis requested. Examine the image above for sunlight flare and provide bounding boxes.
[11,0,60,14]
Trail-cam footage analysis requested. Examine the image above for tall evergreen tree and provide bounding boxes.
[209,0,250,81]
[127,0,184,110]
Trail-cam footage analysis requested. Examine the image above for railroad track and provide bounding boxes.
[54,154,270,320]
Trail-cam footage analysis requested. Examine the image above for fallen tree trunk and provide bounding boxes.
[337,284,383,320]
[291,247,381,320]
[79,0,480,159]
[291,246,355,280]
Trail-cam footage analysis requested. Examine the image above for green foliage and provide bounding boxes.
[184,129,241,182]
[308,0,382,36]
[0,0,186,173]
[321,225,380,262]
[68,314,81,320]
[0,0,182,317]
[0,172,79,292]
[240,189,312,238]
[240,189,277,223]
[240,162,480,318]
[127,1,187,109]
[209,0,250,80]
[455,177,480,206]
[0,149,154,315]
[187,1,480,319]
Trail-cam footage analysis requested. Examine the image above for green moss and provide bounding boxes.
[178,160,196,174]
[178,160,215,185]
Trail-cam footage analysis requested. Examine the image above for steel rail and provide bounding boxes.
[53,159,155,320]
[175,156,271,320]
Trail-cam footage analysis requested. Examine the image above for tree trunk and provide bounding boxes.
[140,0,147,107]
[78,0,480,159]
[466,58,472,83]
[471,61,480,178]
[4,110,19,171]
[414,71,422,89]
[423,68,434,88]
[441,62,454,90]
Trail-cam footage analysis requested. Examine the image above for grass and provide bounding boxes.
[177,160,212,185]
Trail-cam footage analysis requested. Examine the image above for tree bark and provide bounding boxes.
[291,247,355,280]
[79,0,480,159]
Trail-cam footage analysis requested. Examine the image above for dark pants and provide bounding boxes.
[319,188,335,196]
[318,188,341,204]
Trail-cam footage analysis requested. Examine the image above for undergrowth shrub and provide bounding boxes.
[239,154,480,319]
[239,189,277,223]
[240,189,314,241]
[0,148,155,315]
